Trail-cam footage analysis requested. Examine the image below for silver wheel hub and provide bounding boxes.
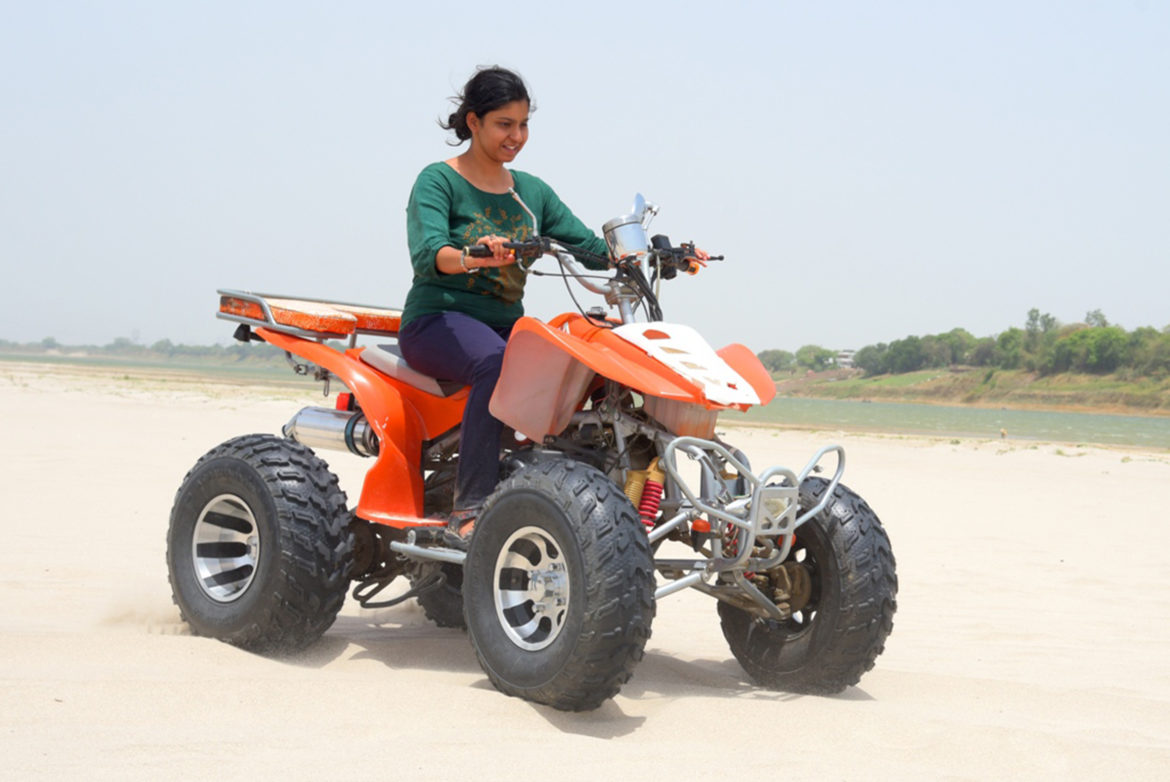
[191,494,260,603]
[492,526,570,651]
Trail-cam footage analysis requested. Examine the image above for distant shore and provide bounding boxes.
[6,351,1169,420]
[0,353,305,389]
[772,366,1170,419]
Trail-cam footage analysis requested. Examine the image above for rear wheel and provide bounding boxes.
[718,477,897,693]
[463,458,655,711]
[166,434,352,653]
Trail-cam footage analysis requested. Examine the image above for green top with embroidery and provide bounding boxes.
[403,162,610,328]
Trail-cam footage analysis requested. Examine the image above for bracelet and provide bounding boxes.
[460,248,472,273]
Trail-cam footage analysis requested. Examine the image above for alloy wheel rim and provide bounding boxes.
[191,494,260,603]
[492,526,570,651]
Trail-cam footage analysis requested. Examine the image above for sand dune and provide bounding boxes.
[2,363,1168,780]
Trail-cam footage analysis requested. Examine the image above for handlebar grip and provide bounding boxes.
[465,245,493,258]
[502,240,548,260]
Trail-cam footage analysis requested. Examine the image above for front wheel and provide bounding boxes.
[718,477,897,693]
[166,434,352,653]
[463,459,656,711]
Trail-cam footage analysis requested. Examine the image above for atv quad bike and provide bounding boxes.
[167,194,897,711]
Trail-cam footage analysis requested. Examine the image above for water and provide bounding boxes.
[723,396,1170,450]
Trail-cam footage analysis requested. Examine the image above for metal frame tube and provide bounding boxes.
[648,434,848,612]
[389,541,467,566]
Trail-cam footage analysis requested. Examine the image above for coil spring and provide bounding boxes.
[638,480,664,528]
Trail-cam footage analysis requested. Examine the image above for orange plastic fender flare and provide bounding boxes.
[716,342,777,405]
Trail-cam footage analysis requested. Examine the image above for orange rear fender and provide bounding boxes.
[257,328,463,526]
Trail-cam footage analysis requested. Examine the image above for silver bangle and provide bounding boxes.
[460,248,482,274]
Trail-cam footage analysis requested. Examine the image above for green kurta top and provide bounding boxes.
[403,162,610,328]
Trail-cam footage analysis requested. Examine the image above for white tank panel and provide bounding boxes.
[613,322,761,406]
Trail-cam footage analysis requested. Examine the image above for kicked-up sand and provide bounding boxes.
[2,361,1168,780]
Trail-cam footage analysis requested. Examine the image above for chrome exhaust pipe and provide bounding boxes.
[283,406,379,457]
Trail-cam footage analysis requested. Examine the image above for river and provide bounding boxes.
[723,396,1170,449]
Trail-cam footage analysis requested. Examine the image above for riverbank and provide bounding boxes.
[8,352,1170,419]
[774,367,1170,417]
[0,355,314,394]
[6,358,1169,450]
[8,351,1170,419]
[2,361,1168,780]
[726,395,1170,450]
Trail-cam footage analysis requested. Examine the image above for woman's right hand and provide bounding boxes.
[473,234,517,267]
[437,236,517,275]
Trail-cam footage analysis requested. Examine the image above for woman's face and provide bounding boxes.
[468,100,529,164]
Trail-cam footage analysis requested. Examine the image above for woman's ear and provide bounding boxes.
[466,111,480,134]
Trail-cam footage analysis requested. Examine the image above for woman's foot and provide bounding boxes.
[447,506,479,538]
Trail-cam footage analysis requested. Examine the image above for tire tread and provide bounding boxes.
[167,434,352,654]
[719,477,897,693]
[467,459,656,711]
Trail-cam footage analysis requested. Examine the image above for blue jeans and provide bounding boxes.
[398,312,513,509]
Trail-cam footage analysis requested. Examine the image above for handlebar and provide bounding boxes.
[463,240,550,260]
[462,239,608,296]
[460,235,721,324]
[464,238,718,271]
[649,234,723,278]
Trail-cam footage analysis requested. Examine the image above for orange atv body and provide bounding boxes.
[172,223,893,713]
[218,291,775,530]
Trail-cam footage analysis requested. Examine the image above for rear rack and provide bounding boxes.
[217,289,403,347]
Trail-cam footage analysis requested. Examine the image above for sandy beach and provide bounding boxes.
[2,361,1168,780]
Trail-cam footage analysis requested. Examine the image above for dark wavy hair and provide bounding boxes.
[440,66,532,144]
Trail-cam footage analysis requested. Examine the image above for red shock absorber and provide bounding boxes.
[638,479,664,528]
[637,458,666,529]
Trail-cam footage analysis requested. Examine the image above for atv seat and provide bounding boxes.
[359,344,466,398]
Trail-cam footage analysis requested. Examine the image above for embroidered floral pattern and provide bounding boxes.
[460,207,535,304]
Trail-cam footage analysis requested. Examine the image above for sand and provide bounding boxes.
[2,361,1168,780]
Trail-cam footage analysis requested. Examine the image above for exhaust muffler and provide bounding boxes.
[283,406,379,457]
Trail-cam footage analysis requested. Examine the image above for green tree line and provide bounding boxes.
[758,309,1170,379]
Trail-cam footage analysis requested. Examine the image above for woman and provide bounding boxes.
[398,66,610,530]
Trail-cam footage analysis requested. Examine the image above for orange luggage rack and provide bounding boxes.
[217,289,403,343]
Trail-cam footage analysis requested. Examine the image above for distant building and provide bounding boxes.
[836,349,856,368]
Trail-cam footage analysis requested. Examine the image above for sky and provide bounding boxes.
[2,1,1168,354]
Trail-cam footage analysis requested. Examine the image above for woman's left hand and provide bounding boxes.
[683,246,710,273]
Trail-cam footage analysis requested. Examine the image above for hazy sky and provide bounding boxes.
[2,1,1167,353]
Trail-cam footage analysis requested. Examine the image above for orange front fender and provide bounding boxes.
[716,342,777,405]
[490,315,708,440]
